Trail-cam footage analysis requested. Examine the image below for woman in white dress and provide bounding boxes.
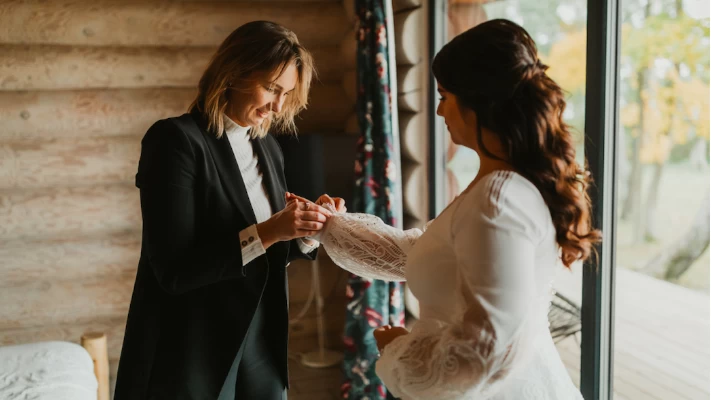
[291,19,602,399]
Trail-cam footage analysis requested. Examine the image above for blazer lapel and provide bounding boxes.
[192,112,257,226]
[252,137,286,214]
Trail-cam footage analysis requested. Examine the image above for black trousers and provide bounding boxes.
[219,299,287,400]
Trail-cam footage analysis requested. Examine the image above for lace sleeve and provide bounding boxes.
[373,187,542,400]
[317,213,432,282]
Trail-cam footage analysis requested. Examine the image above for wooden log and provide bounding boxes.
[394,8,423,66]
[0,231,140,285]
[296,84,353,134]
[398,90,421,112]
[81,332,110,400]
[0,45,211,91]
[340,30,357,70]
[0,44,343,91]
[403,213,425,231]
[344,113,359,135]
[0,135,141,190]
[402,163,426,219]
[342,69,357,105]
[397,64,422,94]
[393,0,422,12]
[0,0,348,47]
[0,183,141,242]
[399,111,426,163]
[0,88,194,140]
[0,275,134,331]
[309,45,346,84]
[343,0,356,24]
[0,84,346,139]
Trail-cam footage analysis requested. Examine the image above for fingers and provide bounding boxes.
[286,192,311,203]
[296,220,324,231]
[317,194,336,207]
[300,201,333,217]
[334,198,346,212]
[299,210,329,223]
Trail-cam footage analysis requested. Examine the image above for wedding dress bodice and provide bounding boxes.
[318,171,583,400]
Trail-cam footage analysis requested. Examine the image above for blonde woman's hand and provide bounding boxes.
[256,199,332,249]
[286,192,347,213]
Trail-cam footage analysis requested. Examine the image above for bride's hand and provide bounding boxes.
[373,325,409,352]
[286,192,347,213]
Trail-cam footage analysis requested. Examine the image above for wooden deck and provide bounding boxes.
[554,267,710,400]
[290,267,710,400]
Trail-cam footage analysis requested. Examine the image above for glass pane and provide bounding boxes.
[438,0,589,388]
[613,0,710,399]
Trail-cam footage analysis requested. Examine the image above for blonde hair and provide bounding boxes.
[189,21,316,139]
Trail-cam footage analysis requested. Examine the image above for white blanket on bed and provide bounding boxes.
[0,341,97,400]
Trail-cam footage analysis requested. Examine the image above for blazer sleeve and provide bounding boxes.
[136,119,251,295]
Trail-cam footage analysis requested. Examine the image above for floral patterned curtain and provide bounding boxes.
[341,0,404,398]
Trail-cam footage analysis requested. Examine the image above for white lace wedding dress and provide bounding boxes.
[317,171,583,400]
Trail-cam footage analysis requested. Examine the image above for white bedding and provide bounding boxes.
[0,341,97,400]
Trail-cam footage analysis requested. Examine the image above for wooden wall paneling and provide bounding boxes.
[0,135,141,190]
[340,32,357,71]
[0,232,140,285]
[393,8,423,66]
[0,1,348,47]
[0,276,134,331]
[403,213,424,231]
[0,88,194,139]
[344,113,359,135]
[296,84,353,133]
[0,44,343,91]
[342,0,356,24]
[398,90,421,112]
[393,0,422,13]
[399,111,426,162]
[342,69,357,105]
[401,163,425,220]
[0,183,140,241]
[0,84,346,140]
[0,45,212,91]
[396,64,422,94]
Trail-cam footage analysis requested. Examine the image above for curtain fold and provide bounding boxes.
[342,0,404,398]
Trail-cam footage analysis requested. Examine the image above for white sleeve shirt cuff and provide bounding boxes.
[297,238,320,256]
[239,224,266,266]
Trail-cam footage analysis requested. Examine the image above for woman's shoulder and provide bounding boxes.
[455,170,552,238]
[144,113,203,141]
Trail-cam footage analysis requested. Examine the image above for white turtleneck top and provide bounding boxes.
[224,115,318,265]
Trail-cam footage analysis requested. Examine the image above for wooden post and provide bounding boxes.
[81,332,110,400]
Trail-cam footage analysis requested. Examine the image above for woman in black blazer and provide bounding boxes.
[114,21,335,400]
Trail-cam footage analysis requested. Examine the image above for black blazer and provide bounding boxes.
[114,110,316,400]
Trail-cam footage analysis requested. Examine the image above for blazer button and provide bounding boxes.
[241,240,248,247]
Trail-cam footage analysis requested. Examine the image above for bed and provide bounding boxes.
[0,332,109,400]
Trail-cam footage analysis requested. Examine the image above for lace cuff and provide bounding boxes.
[318,213,427,282]
[375,310,526,400]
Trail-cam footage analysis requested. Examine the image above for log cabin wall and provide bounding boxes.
[392,0,429,231]
[0,0,353,396]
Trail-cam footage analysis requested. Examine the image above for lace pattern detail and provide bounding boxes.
[375,280,536,400]
[319,213,426,281]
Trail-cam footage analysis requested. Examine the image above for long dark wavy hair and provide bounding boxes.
[432,19,601,267]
